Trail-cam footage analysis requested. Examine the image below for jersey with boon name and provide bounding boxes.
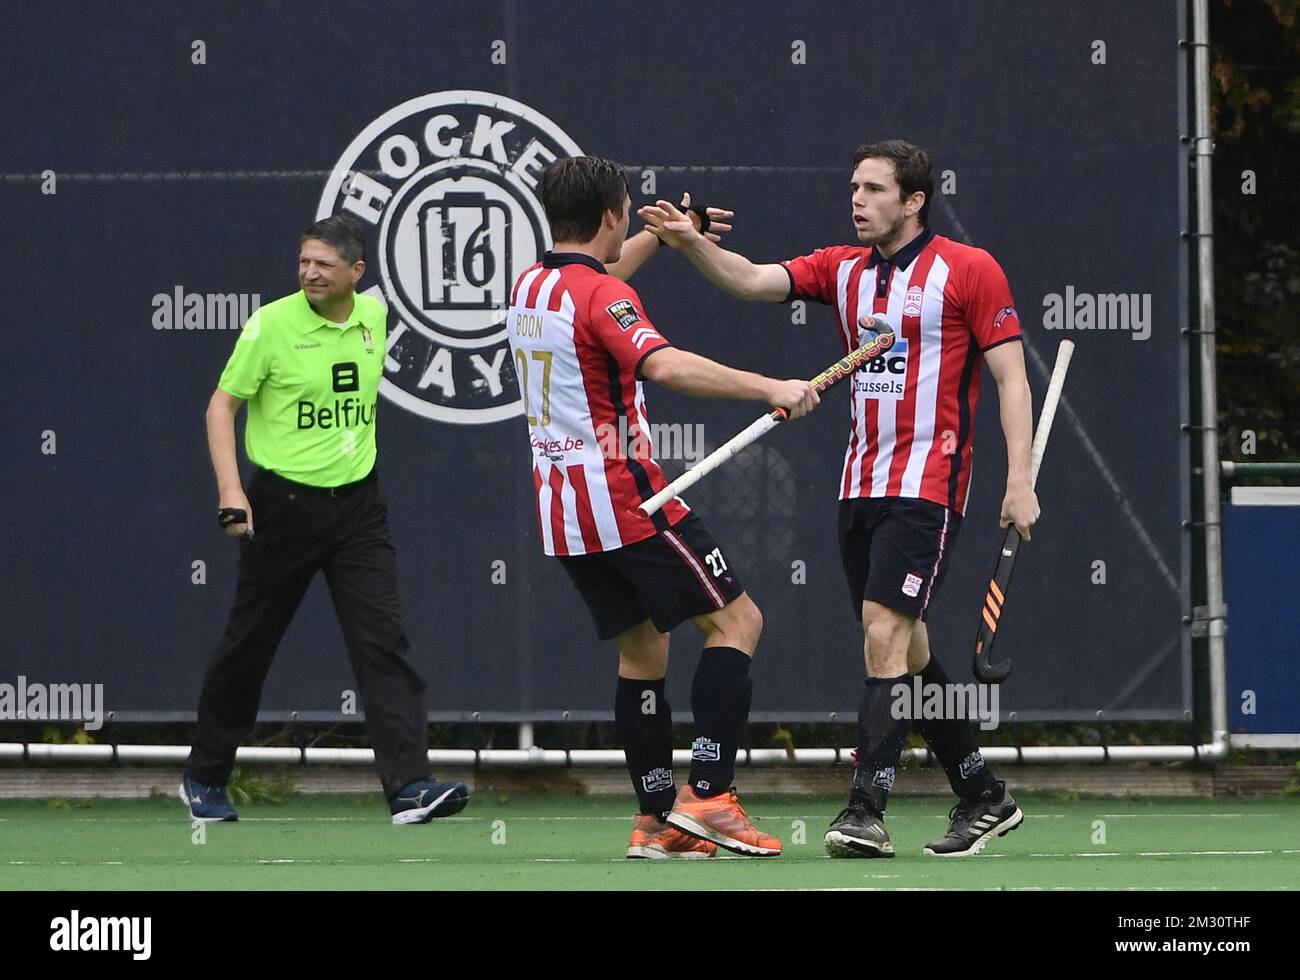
[507,252,689,556]
[782,230,1022,514]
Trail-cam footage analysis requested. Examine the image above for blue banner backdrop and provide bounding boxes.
[0,1,1190,720]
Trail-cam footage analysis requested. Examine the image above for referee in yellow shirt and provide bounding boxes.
[181,214,468,825]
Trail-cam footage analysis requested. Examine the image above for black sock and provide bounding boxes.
[687,647,752,797]
[851,674,912,814]
[615,676,675,815]
[913,655,1000,801]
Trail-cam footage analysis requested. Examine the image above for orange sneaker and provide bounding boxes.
[626,813,717,860]
[666,785,782,857]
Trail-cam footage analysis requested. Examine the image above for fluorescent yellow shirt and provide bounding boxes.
[218,290,384,487]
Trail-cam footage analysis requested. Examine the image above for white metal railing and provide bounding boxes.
[0,737,1230,768]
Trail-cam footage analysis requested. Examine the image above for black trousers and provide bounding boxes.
[185,467,431,799]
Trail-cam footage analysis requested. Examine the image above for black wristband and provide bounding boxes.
[218,506,247,529]
[656,203,713,246]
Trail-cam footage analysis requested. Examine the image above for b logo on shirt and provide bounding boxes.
[993,306,1019,331]
[606,299,641,331]
[332,362,359,393]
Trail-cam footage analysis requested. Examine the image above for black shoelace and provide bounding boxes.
[834,801,879,824]
[946,800,981,835]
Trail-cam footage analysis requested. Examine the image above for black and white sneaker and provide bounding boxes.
[923,786,1023,857]
[389,779,470,825]
[824,801,895,858]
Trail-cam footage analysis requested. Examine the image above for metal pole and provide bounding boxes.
[4,742,1244,767]
[1221,461,1300,478]
[1193,0,1229,743]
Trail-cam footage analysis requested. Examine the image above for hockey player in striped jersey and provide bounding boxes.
[641,140,1038,858]
[508,155,818,858]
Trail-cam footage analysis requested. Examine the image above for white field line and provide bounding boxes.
[12,848,1298,869]
[25,812,1073,824]
[1029,850,1300,858]
[730,886,1235,892]
[1098,813,1260,818]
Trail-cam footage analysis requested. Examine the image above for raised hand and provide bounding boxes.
[639,192,735,248]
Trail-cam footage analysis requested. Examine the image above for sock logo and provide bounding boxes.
[871,767,896,791]
[958,751,986,779]
[695,780,710,791]
[691,737,721,762]
[641,767,673,793]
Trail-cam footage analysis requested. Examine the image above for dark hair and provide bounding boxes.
[541,156,630,243]
[851,140,934,226]
[301,213,366,264]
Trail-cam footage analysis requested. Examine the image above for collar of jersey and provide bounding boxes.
[866,227,935,270]
[293,289,361,332]
[542,251,606,274]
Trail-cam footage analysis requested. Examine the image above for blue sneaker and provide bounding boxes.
[178,776,239,822]
[389,779,469,825]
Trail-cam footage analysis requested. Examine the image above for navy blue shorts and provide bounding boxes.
[838,497,962,622]
[557,513,745,640]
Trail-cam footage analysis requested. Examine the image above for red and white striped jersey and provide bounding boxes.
[507,252,690,556]
[782,230,1022,515]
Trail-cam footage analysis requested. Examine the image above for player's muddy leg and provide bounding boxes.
[684,592,760,795]
[694,590,763,655]
[615,618,669,679]
[907,620,1000,801]
[852,600,914,812]
[918,614,1022,857]
[614,620,675,816]
[616,621,717,859]
[906,618,932,674]
[664,594,780,856]
[824,601,915,857]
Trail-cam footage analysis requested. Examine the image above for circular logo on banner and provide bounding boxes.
[317,91,584,424]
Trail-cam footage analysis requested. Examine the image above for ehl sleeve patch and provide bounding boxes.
[606,299,642,331]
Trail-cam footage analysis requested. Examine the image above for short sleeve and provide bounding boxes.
[217,307,270,399]
[781,248,838,305]
[962,250,1023,351]
[585,280,671,376]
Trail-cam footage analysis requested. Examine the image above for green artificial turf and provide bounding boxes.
[2,794,1297,891]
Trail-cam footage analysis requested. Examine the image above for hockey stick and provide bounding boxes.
[638,319,896,517]
[972,339,1075,683]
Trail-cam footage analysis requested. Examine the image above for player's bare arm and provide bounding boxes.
[638,199,789,301]
[985,340,1040,539]
[606,193,735,282]
[640,346,818,419]
[206,387,251,536]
